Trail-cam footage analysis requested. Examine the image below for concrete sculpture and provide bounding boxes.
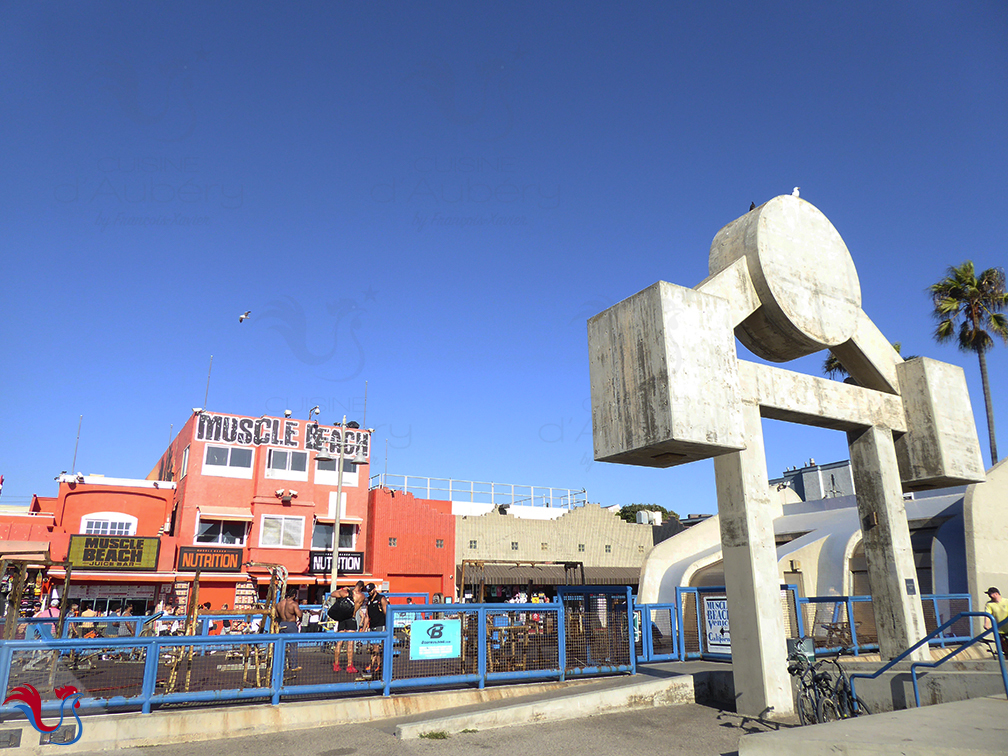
[588,195,986,717]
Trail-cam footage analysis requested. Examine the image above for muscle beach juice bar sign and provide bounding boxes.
[196,412,370,459]
[68,535,160,570]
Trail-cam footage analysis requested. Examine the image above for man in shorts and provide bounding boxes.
[277,589,303,672]
[332,581,366,674]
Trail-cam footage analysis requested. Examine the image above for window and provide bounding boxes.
[259,515,304,548]
[314,456,359,487]
[265,448,308,482]
[578,544,585,553]
[605,544,612,553]
[511,541,518,550]
[311,523,356,550]
[389,537,397,547]
[540,542,548,551]
[196,519,246,546]
[469,540,477,549]
[180,445,189,478]
[316,458,357,473]
[203,445,254,479]
[639,545,645,553]
[436,539,444,548]
[82,513,137,536]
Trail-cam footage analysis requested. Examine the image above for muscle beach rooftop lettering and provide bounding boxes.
[196,413,370,459]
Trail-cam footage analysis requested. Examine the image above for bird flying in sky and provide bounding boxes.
[239,311,251,323]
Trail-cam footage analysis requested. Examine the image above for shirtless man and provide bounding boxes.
[277,590,303,672]
[332,581,367,674]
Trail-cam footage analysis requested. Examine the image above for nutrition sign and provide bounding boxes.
[68,535,160,571]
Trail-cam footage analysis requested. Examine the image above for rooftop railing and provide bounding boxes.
[369,473,588,509]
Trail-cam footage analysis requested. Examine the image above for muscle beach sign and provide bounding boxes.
[68,536,160,571]
[196,412,370,459]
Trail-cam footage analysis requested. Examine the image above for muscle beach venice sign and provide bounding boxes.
[196,412,370,459]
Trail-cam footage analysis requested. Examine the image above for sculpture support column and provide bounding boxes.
[713,402,793,717]
[847,425,929,661]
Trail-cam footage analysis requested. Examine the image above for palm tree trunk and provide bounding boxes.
[978,347,998,465]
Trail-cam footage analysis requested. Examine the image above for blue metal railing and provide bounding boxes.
[0,593,636,717]
[849,611,1008,709]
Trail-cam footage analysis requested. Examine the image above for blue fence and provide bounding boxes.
[0,590,981,719]
[0,588,632,717]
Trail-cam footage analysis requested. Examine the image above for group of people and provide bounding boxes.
[326,581,388,677]
[32,599,133,638]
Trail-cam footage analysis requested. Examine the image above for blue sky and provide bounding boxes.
[1,2,1006,514]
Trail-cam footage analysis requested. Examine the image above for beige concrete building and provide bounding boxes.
[455,503,655,595]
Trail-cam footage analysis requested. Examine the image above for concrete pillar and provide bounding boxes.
[713,402,793,718]
[847,425,929,661]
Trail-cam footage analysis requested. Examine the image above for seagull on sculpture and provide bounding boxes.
[239,311,251,323]
[792,187,800,197]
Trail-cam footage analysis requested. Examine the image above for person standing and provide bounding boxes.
[362,584,388,678]
[330,581,366,674]
[983,587,1008,655]
[277,589,303,672]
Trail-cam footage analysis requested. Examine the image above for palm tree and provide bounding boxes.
[930,262,1008,465]
[823,343,907,381]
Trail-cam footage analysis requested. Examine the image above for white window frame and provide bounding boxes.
[314,457,359,488]
[258,514,305,549]
[80,512,138,537]
[310,522,357,551]
[202,444,254,479]
[194,517,248,547]
[180,445,190,479]
[264,448,310,482]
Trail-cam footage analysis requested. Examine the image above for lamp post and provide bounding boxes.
[316,415,368,595]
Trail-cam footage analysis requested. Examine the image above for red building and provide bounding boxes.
[1,409,458,613]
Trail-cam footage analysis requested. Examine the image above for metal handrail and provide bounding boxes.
[368,473,587,508]
[849,611,1008,710]
[909,613,1008,707]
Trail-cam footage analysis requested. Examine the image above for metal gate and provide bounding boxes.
[556,585,635,676]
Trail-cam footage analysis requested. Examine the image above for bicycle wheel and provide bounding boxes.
[796,688,817,725]
[817,695,841,723]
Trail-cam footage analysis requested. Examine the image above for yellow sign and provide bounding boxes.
[68,535,160,571]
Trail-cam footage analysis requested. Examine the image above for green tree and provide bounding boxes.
[617,503,679,524]
[930,261,1008,464]
[823,343,909,381]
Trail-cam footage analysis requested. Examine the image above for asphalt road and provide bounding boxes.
[73,703,788,756]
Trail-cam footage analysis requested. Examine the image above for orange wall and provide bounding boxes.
[367,488,456,597]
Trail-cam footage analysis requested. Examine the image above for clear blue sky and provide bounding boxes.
[2,2,1006,514]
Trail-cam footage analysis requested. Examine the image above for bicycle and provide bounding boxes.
[788,644,871,724]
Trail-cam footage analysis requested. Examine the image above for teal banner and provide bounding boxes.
[409,619,462,660]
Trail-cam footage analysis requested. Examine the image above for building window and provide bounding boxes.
[196,519,246,546]
[469,540,477,549]
[265,448,309,482]
[202,445,254,479]
[436,539,444,549]
[639,545,645,553]
[578,544,585,553]
[81,513,137,536]
[511,541,518,550]
[314,456,359,487]
[540,542,548,551]
[311,523,356,550]
[389,537,397,547]
[180,445,189,478]
[605,544,612,553]
[259,515,304,548]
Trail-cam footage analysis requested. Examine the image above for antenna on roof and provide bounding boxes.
[71,415,83,472]
[203,355,213,409]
